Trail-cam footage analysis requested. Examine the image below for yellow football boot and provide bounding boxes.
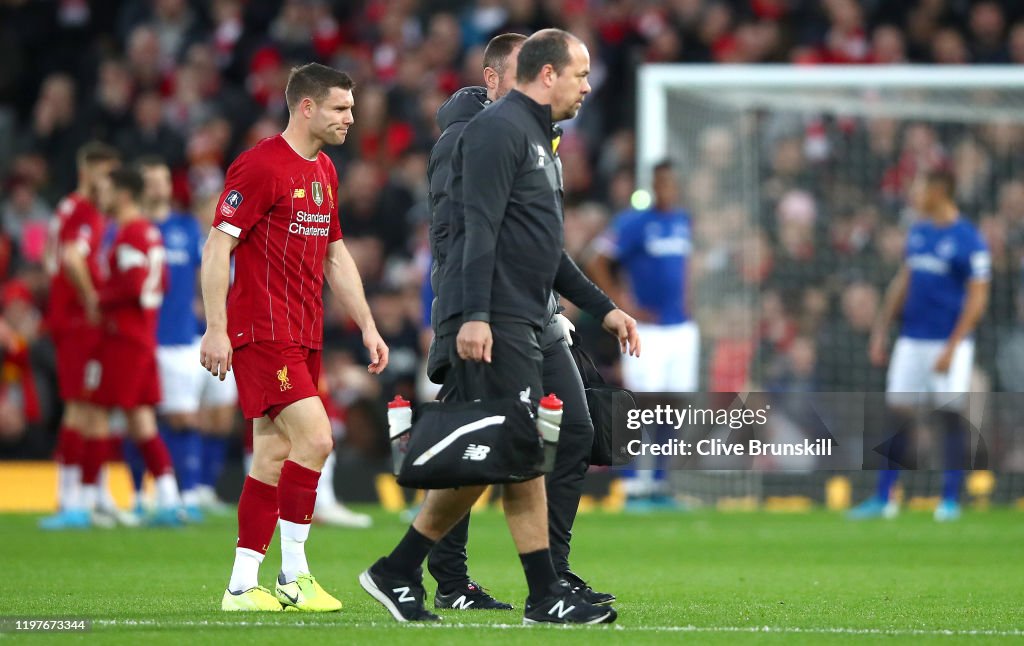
[275,573,343,612]
[221,585,283,611]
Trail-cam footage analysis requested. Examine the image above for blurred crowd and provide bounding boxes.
[1,0,1024,461]
[684,117,1024,397]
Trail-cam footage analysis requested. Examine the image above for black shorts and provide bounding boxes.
[442,322,543,408]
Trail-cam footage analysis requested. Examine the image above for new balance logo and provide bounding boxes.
[549,599,576,618]
[411,416,505,466]
[393,586,415,603]
[450,595,474,610]
[462,444,490,461]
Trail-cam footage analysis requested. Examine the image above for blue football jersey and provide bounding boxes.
[156,212,203,346]
[599,207,692,325]
[901,217,990,340]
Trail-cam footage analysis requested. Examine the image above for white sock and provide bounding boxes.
[98,466,119,511]
[624,470,655,498]
[81,484,99,512]
[279,520,311,582]
[132,487,146,511]
[155,473,181,509]
[228,547,264,593]
[59,465,82,511]
[316,452,337,508]
[182,488,201,508]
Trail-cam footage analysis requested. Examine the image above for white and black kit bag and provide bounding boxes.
[395,397,546,489]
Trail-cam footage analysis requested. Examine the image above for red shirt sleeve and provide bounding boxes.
[212,152,276,240]
[100,224,163,309]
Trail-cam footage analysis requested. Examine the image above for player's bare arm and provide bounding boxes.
[870,265,910,366]
[323,238,389,374]
[935,278,989,373]
[61,243,100,324]
[199,228,239,380]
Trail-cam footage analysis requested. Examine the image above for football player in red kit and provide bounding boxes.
[82,166,182,525]
[200,63,388,611]
[40,142,120,530]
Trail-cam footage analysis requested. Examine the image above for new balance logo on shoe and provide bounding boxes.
[450,595,474,609]
[393,586,415,603]
[462,444,490,461]
[549,599,576,618]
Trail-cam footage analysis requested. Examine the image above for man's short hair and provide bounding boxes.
[76,141,120,169]
[926,167,957,197]
[110,167,145,202]
[654,159,675,175]
[285,63,355,111]
[516,29,578,84]
[483,33,527,76]
[134,154,168,171]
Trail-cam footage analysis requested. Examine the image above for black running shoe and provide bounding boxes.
[562,570,616,606]
[359,558,441,622]
[523,582,617,625]
[435,580,513,610]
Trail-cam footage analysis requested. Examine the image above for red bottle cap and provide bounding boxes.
[388,395,411,408]
[539,393,563,410]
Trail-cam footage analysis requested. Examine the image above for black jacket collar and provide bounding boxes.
[506,89,553,131]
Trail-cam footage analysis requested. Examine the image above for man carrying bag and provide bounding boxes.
[359,29,638,626]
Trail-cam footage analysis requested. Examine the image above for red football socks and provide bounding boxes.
[81,437,106,485]
[57,426,84,467]
[278,460,320,524]
[236,476,279,554]
[137,435,174,477]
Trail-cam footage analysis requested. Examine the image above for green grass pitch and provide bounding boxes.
[3,508,1022,644]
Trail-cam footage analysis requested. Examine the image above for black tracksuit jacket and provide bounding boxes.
[429,88,613,340]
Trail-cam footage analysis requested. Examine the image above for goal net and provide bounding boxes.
[636,65,1024,506]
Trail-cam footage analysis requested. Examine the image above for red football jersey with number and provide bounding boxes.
[99,218,166,348]
[211,134,343,350]
[47,193,106,333]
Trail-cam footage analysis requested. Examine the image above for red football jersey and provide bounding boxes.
[212,135,343,350]
[46,193,106,332]
[99,218,166,348]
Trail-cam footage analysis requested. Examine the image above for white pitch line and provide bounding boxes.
[92,619,1024,637]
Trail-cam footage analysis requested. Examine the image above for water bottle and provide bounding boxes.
[537,393,563,472]
[387,395,413,476]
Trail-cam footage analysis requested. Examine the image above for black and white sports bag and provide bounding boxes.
[395,397,546,489]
